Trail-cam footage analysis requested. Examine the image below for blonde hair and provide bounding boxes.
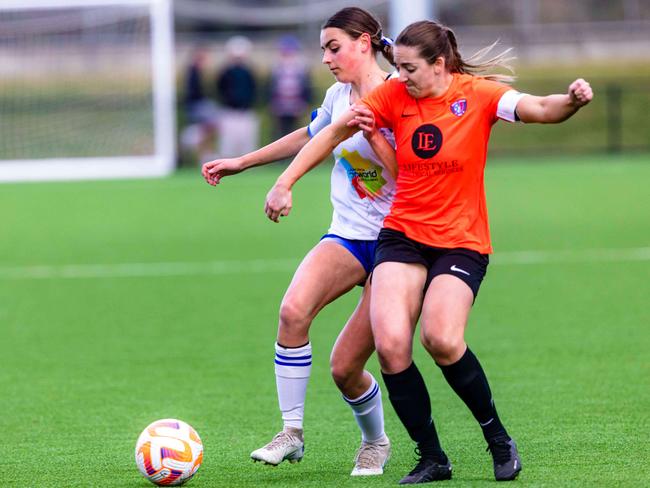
[396,20,516,83]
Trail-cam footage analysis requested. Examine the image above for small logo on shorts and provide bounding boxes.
[450,264,470,276]
[450,99,467,117]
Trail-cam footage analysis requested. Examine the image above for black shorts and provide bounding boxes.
[374,228,489,299]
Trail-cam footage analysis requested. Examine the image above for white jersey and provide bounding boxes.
[308,82,396,240]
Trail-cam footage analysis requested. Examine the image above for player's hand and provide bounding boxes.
[264,182,292,223]
[568,78,593,107]
[348,104,378,141]
[201,157,245,186]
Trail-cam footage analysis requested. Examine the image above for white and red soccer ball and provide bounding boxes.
[135,419,203,486]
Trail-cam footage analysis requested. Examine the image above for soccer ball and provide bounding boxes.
[135,419,203,486]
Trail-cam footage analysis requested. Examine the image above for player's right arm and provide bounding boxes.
[265,109,358,222]
[350,103,398,180]
[202,126,310,186]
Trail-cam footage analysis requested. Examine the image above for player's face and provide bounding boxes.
[394,45,438,99]
[320,27,364,83]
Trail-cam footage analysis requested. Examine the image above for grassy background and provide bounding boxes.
[175,61,650,166]
[1,153,649,486]
[283,61,650,155]
[0,78,153,159]
[1,61,647,163]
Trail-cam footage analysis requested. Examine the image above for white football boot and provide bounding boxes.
[351,437,391,476]
[250,427,304,466]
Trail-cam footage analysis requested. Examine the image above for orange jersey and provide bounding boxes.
[361,73,514,254]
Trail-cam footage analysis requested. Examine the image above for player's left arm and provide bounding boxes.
[515,78,593,124]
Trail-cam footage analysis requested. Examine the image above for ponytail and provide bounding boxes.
[396,21,515,83]
[377,35,395,66]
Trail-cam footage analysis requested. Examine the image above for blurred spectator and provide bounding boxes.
[268,35,312,139]
[180,46,218,164]
[215,36,259,158]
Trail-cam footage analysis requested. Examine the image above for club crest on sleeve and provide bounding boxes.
[450,99,467,117]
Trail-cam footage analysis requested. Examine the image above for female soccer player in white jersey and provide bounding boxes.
[202,7,396,476]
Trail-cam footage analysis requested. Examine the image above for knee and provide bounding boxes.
[374,335,412,374]
[278,298,312,334]
[329,345,366,391]
[420,329,464,364]
[330,359,356,391]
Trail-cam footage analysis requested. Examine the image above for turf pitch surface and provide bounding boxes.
[1,154,649,487]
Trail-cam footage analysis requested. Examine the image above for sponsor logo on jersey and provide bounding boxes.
[411,124,443,158]
[401,159,463,177]
[339,148,387,200]
[450,99,467,117]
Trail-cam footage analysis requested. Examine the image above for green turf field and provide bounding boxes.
[1,154,649,487]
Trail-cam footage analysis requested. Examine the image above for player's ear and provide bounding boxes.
[433,56,446,73]
[358,32,372,53]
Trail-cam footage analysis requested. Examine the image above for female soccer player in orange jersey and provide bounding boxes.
[264,20,593,484]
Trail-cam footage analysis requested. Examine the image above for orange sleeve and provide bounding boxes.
[474,78,513,124]
[359,79,400,130]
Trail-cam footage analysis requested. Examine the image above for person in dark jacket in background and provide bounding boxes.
[268,35,312,139]
[215,36,259,157]
[180,46,219,164]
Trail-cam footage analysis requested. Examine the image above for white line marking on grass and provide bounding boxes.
[492,247,650,265]
[0,259,299,280]
[0,247,648,280]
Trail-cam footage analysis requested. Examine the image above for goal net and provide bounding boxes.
[0,0,175,182]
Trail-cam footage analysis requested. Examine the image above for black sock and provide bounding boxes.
[438,347,509,442]
[382,362,445,460]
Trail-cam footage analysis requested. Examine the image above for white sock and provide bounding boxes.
[274,342,312,431]
[343,374,387,444]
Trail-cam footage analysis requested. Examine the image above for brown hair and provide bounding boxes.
[395,20,515,83]
[322,7,395,66]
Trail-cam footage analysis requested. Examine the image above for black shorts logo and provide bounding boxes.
[411,124,443,158]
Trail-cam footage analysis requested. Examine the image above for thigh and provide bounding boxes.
[420,274,474,364]
[282,239,367,319]
[370,261,427,373]
[425,248,489,299]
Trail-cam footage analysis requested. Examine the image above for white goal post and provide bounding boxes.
[0,0,175,182]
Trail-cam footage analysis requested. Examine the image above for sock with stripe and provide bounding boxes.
[437,347,509,442]
[343,373,387,444]
[274,342,312,431]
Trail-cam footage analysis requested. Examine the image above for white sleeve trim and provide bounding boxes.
[308,107,330,137]
[308,83,339,137]
[497,90,527,123]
